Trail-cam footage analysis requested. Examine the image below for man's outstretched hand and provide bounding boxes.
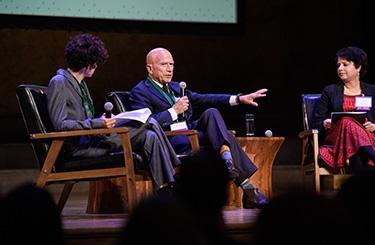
[239,88,268,106]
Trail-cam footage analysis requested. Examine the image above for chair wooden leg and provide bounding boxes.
[57,183,74,213]
[314,171,321,193]
[226,181,242,208]
[86,178,127,214]
[233,183,242,208]
[313,133,320,193]
[302,168,311,191]
[36,139,64,188]
[136,179,153,200]
[119,132,137,212]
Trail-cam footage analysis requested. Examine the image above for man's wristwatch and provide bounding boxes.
[236,93,243,104]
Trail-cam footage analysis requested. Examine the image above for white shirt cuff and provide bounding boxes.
[229,95,238,106]
[168,108,178,121]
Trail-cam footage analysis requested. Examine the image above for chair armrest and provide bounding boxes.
[164,129,198,137]
[298,129,318,139]
[164,129,200,153]
[30,128,129,140]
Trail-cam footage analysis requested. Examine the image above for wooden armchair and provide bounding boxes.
[16,84,146,213]
[298,93,351,193]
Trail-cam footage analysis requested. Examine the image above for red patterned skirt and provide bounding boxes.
[319,116,375,168]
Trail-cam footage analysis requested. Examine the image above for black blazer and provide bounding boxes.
[312,81,375,137]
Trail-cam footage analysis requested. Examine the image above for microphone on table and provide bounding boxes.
[104,102,114,118]
[265,129,273,137]
[179,81,187,120]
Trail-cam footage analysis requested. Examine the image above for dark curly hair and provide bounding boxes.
[335,46,368,78]
[64,33,109,71]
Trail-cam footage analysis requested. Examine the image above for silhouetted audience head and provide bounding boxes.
[175,148,229,215]
[0,182,64,245]
[337,169,375,244]
[116,195,207,245]
[254,190,351,245]
[175,148,242,245]
[117,149,241,245]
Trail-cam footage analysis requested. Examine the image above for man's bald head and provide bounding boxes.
[146,47,171,64]
[146,47,174,84]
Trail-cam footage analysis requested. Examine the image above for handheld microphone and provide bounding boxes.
[179,81,187,120]
[104,102,113,118]
[179,81,187,97]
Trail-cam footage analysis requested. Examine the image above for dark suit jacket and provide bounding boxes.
[130,78,258,182]
[312,81,375,137]
[129,79,232,130]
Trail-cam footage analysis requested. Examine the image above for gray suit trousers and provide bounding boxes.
[69,118,180,190]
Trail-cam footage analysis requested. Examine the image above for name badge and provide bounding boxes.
[170,121,188,131]
[356,96,372,110]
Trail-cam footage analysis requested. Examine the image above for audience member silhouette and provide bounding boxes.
[0,182,65,245]
[337,169,375,245]
[116,195,207,245]
[117,149,244,245]
[253,189,352,245]
[174,148,244,245]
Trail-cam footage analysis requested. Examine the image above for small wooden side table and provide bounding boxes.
[236,137,285,199]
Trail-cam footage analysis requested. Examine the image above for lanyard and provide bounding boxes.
[148,78,176,106]
[79,81,95,118]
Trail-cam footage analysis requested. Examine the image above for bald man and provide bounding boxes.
[129,47,268,208]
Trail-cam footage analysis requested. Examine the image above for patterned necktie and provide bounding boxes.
[162,84,169,94]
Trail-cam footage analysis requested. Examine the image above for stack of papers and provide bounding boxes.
[114,108,152,123]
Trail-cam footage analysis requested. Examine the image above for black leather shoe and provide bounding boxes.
[157,185,175,198]
[242,188,268,209]
[224,159,240,179]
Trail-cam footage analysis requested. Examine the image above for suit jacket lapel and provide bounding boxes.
[144,79,172,105]
[169,83,180,97]
[64,71,85,99]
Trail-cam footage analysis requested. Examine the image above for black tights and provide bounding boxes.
[349,146,375,174]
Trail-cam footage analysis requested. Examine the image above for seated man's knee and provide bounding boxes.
[148,117,157,124]
[204,108,221,117]
[146,130,164,148]
[146,130,157,141]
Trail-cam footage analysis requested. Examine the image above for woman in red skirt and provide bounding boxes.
[313,46,375,173]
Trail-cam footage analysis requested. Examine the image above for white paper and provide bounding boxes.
[114,108,151,123]
[170,121,188,131]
